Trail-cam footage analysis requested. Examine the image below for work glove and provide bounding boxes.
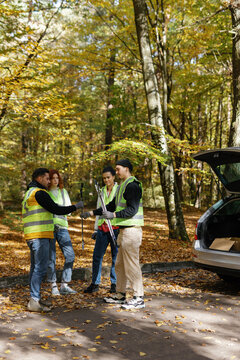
[80,211,91,219]
[102,210,114,219]
[75,201,84,209]
[91,231,97,240]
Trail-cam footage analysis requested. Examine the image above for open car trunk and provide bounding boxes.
[201,197,240,252]
[193,147,240,194]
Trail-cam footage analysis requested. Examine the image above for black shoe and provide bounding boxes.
[110,284,116,293]
[84,283,99,293]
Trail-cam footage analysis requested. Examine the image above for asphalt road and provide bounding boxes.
[0,269,240,360]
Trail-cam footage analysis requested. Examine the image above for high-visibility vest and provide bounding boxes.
[111,176,144,227]
[97,183,119,227]
[49,188,69,228]
[22,187,54,240]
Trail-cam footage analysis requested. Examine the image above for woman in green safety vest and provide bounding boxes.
[84,166,119,294]
[47,169,77,295]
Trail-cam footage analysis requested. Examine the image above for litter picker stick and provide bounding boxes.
[94,180,117,247]
[80,183,84,250]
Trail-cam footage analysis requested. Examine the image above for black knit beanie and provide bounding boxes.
[116,159,133,172]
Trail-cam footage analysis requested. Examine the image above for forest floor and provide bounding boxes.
[0,206,203,279]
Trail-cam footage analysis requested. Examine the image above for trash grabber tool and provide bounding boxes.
[94,180,117,247]
[80,183,84,250]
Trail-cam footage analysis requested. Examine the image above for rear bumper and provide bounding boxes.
[193,241,240,276]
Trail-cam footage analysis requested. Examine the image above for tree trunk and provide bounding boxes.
[132,0,189,241]
[21,131,28,199]
[0,190,4,211]
[105,46,116,148]
[229,2,240,146]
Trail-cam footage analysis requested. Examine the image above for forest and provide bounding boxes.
[0,0,239,241]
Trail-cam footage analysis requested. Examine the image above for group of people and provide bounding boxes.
[22,159,145,312]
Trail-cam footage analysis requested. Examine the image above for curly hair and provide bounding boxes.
[49,169,64,189]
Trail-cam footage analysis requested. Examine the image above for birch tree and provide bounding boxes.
[229,0,240,146]
[132,0,189,240]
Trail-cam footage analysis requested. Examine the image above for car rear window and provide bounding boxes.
[215,199,240,216]
[215,163,240,191]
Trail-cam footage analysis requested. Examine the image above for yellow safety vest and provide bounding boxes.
[49,189,69,228]
[22,187,54,240]
[111,176,144,227]
[97,183,119,227]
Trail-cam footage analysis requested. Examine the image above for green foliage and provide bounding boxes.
[88,139,168,165]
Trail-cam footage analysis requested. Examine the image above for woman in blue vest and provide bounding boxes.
[84,166,119,294]
[47,169,77,295]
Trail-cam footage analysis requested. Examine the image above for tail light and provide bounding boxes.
[194,222,198,240]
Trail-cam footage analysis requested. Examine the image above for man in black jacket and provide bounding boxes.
[23,168,83,312]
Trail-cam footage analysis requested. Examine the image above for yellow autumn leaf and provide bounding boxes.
[88,348,97,352]
[140,352,146,356]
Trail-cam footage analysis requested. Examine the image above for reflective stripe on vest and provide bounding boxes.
[49,189,69,228]
[111,176,144,227]
[22,187,54,240]
[97,183,119,227]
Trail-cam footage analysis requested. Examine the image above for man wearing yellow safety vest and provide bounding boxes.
[81,159,145,309]
[22,168,83,312]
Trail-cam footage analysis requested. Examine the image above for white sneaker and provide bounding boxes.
[121,296,145,310]
[52,285,60,296]
[60,285,77,294]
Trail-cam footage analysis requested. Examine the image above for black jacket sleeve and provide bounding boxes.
[35,190,76,215]
[93,197,116,216]
[93,181,142,219]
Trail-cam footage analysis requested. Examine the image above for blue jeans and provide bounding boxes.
[47,228,75,283]
[27,238,50,301]
[92,229,119,285]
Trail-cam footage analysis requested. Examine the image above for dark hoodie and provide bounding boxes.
[27,180,76,215]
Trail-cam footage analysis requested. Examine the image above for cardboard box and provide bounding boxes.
[232,238,240,252]
[210,238,234,251]
[210,237,240,252]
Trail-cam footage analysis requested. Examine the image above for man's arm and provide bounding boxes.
[93,197,116,216]
[35,190,77,215]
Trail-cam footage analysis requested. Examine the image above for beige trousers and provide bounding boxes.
[115,226,144,297]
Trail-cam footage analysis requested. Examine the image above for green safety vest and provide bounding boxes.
[49,188,69,228]
[22,187,54,240]
[111,176,144,227]
[97,183,119,227]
